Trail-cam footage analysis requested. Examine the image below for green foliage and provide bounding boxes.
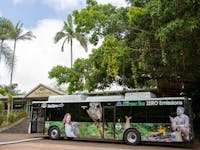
[0,84,22,95]
[49,65,69,85]
[8,113,17,123]
[0,17,14,71]
[10,21,36,85]
[0,115,5,126]
[0,88,6,95]
[128,6,146,25]
[73,1,128,45]
[0,17,14,41]
[15,112,27,120]
[0,112,27,127]
[54,14,87,68]
[49,0,200,95]
[126,0,147,7]
[0,101,4,114]
[7,93,13,104]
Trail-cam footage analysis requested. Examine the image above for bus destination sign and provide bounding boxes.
[123,100,183,106]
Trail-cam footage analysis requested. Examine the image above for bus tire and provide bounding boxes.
[123,128,141,145]
[49,127,60,139]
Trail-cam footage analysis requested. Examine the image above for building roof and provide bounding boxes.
[25,83,65,99]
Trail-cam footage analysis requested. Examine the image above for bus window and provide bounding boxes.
[132,106,147,123]
[63,103,81,121]
[46,107,64,121]
[146,105,178,123]
[80,103,94,122]
[116,106,132,123]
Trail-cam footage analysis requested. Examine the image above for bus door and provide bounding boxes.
[103,106,116,140]
[31,106,45,133]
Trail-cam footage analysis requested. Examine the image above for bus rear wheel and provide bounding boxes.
[124,129,140,145]
[49,127,60,139]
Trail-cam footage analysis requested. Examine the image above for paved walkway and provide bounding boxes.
[0,133,46,143]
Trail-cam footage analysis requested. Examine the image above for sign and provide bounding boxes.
[41,103,64,108]
[123,100,183,106]
[146,100,183,106]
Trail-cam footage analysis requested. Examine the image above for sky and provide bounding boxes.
[0,0,128,93]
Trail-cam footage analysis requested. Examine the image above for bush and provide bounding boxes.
[0,115,5,126]
[8,113,17,123]
[1,120,8,128]
[0,101,4,114]
[16,112,27,120]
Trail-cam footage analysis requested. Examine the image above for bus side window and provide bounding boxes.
[80,103,94,122]
[116,106,131,123]
[46,107,64,121]
[146,106,172,123]
[132,106,147,123]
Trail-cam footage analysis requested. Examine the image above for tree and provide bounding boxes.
[9,21,35,85]
[0,17,14,71]
[0,83,21,95]
[126,0,200,89]
[73,1,128,45]
[49,36,133,93]
[50,0,200,94]
[54,14,87,68]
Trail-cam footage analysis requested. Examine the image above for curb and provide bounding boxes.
[0,137,43,145]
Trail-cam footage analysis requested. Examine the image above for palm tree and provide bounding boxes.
[0,17,14,71]
[54,14,87,68]
[10,21,36,85]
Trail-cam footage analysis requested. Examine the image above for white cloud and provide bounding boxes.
[0,0,127,93]
[97,0,128,7]
[42,0,85,11]
[0,18,90,92]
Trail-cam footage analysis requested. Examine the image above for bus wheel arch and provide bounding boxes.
[123,128,141,145]
[48,126,60,139]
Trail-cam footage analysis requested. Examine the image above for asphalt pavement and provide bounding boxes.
[0,133,199,149]
[0,133,45,145]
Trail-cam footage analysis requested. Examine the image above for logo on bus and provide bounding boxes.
[115,123,122,131]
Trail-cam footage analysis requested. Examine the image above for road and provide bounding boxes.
[0,138,197,150]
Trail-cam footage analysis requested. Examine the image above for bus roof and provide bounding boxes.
[48,95,87,102]
[32,92,190,104]
[86,95,124,102]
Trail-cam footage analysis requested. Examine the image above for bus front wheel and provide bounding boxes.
[49,127,60,139]
[124,129,140,145]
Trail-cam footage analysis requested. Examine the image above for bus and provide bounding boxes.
[29,92,193,145]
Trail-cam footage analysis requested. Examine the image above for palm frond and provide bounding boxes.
[76,34,88,52]
[61,38,68,52]
[54,13,88,67]
[0,17,14,41]
[17,31,36,40]
[0,43,14,70]
[64,21,73,35]
[54,31,67,43]
[67,14,73,30]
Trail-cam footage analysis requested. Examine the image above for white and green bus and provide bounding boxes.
[29,92,193,145]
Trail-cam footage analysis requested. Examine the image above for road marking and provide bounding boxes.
[0,137,43,145]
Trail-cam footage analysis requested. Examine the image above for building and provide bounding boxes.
[0,83,65,115]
